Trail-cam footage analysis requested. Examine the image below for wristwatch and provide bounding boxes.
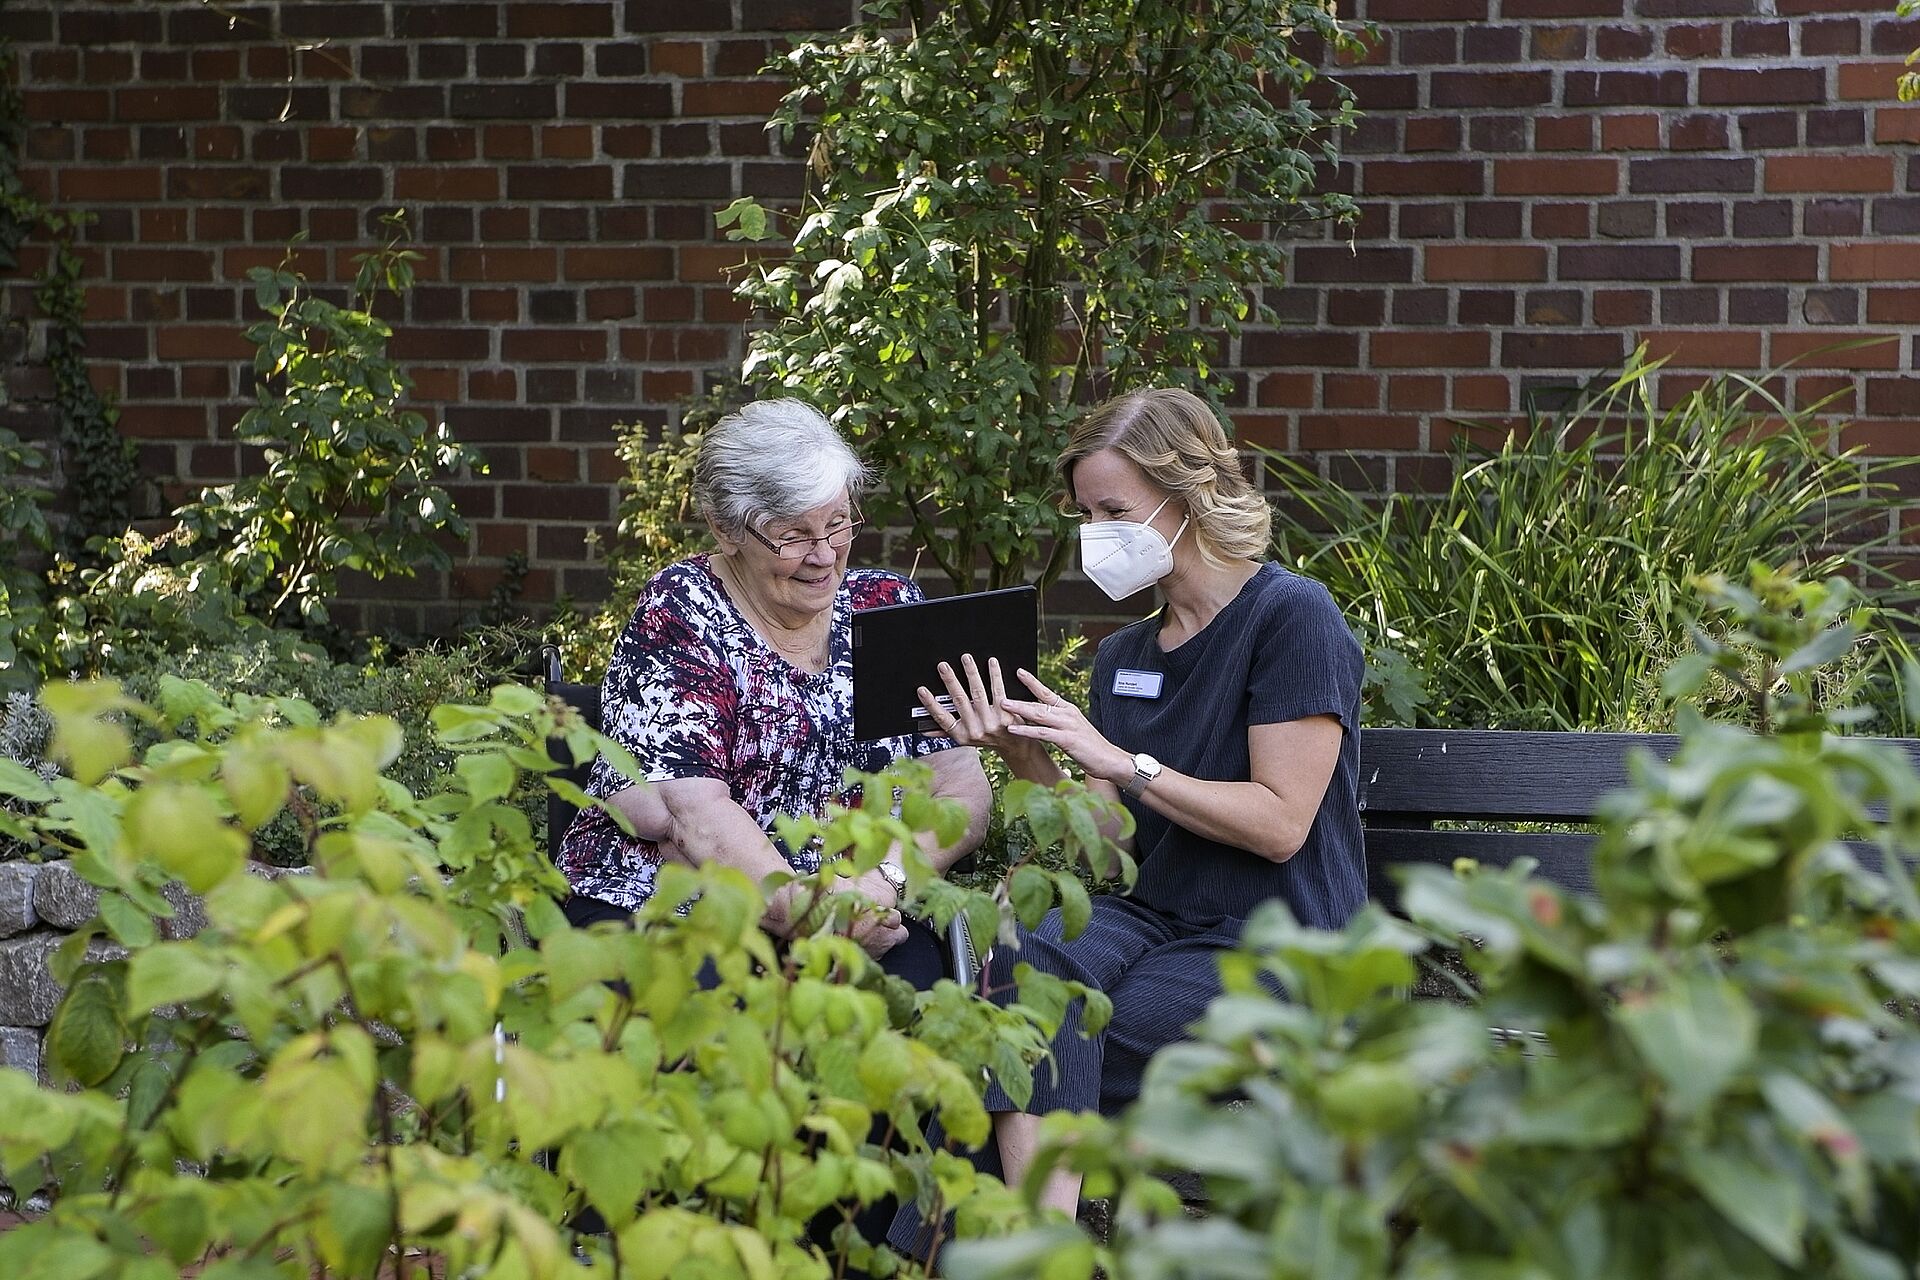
[875,860,907,899]
[1122,752,1163,800]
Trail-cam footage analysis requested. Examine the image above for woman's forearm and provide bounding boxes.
[1101,717,1343,863]
[1110,768,1308,862]
[656,778,815,933]
[916,747,992,873]
[606,784,670,841]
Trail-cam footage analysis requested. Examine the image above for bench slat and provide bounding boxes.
[1359,728,1679,823]
[1360,727,1920,824]
[1366,828,1598,903]
[1367,827,1910,901]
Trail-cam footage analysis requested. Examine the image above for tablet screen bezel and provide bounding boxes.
[851,585,1040,742]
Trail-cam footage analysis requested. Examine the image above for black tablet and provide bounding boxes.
[851,585,1039,741]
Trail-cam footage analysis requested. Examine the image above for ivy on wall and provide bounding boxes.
[0,46,140,551]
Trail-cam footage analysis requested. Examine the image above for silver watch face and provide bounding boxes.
[878,863,906,894]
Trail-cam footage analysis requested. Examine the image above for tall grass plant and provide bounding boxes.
[1267,353,1917,731]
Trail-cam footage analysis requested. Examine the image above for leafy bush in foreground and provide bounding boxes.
[0,677,1130,1279]
[78,630,535,867]
[957,568,1920,1280]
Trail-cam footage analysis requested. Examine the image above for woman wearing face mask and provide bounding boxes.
[911,386,1365,1229]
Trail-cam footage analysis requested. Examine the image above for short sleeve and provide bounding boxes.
[1246,579,1364,733]
[596,576,738,786]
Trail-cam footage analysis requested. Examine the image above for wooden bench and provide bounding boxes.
[1358,726,1920,903]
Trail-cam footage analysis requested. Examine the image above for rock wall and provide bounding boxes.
[0,858,219,1083]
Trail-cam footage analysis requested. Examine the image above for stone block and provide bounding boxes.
[30,860,98,930]
[0,1026,40,1080]
[0,933,61,1028]
[0,862,37,938]
[159,881,209,941]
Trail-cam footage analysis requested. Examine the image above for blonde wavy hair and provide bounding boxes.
[1057,387,1271,566]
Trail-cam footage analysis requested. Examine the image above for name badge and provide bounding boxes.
[1112,668,1163,699]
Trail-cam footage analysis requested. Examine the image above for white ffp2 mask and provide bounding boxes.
[1078,497,1188,601]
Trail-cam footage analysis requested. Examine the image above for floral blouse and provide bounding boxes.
[557,554,951,911]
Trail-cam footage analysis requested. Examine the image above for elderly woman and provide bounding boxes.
[917,386,1365,1228]
[557,398,991,981]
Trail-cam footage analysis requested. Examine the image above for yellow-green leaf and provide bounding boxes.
[127,783,247,893]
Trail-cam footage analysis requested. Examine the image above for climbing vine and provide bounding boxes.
[0,45,140,550]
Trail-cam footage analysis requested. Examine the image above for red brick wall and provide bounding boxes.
[1264,0,1920,497]
[5,0,1917,633]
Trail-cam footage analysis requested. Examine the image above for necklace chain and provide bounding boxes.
[713,556,831,671]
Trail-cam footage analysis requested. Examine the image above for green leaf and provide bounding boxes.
[1779,622,1856,674]
[220,745,290,831]
[1017,785,1065,850]
[1660,653,1713,701]
[819,260,864,311]
[716,196,770,242]
[126,945,223,1015]
[127,783,248,893]
[314,1183,394,1276]
[0,757,53,804]
[260,1055,370,1173]
[1008,864,1051,928]
[856,1031,913,1106]
[1616,967,1756,1116]
[944,1223,1104,1280]
[48,785,123,863]
[543,927,619,1005]
[523,894,568,942]
[456,751,515,802]
[1318,1060,1423,1136]
[48,972,127,1087]
[98,891,158,948]
[566,1124,661,1230]
[1053,871,1092,939]
[489,683,543,715]
[1832,1235,1907,1280]
[42,681,137,785]
[1681,1143,1805,1265]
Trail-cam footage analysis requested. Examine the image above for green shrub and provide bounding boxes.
[172,214,482,628]
[0,677,1133,1278]
[1900,0,1918,102]
[105,631,529,865]
[0,424,53,693]
[548,386,731,685]
[951,568,1920,1280]
[0,689,50,860]
[728,0,1365,591]
[1268,350,1916,732]
[44,527,257,679]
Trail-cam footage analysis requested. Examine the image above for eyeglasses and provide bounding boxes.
[745,516,865,560]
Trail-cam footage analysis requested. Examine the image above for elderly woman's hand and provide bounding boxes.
[769,873,908,960]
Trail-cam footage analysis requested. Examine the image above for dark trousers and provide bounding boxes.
[981,894,1241,1116]
[559,893,948,1259]
[888,896,1241,1259]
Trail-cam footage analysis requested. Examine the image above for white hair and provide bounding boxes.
[692,399,871,538]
